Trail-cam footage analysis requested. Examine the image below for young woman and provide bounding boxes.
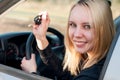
[21,0,115,80]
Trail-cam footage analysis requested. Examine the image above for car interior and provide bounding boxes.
[0,0,120,80]
[0,0,63,79]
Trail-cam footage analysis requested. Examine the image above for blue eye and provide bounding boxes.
[69,22,76,28]
[84,25,91,29]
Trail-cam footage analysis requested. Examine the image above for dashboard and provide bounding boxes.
[0,31,64,70]
[0,32,30,69]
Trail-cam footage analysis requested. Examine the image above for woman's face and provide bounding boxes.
[68,5,95,54]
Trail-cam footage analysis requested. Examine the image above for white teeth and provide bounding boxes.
[74,41,86,45]
[75,42,84,44]
[74,41,85,43]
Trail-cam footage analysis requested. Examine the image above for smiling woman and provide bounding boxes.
[20,0,116,80]
[0,0,120,80]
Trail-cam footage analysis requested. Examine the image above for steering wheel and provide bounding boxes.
[25,27,64,73]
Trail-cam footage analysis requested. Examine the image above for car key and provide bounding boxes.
[34,15,42,25]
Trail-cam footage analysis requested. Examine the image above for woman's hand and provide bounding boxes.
[21,54,37,73]
[33,11,50,50]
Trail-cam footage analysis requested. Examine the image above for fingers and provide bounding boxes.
[20,54,36,73]
[33,11,50,40]
[21,54,35,65]
[31,53,35,59]
[20,57,25,70]
[33,11,50,29]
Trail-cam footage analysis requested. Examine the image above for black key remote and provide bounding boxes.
[34,15,42,25]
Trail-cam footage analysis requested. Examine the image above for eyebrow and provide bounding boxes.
[82,22,90,25]
[68,21,90,25]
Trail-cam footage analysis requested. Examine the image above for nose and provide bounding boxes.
[74,27,84,38]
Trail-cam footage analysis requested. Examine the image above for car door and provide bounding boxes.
[99,16,120,80]
[0,64,52,80]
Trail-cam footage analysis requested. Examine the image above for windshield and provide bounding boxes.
[0,0,120,34]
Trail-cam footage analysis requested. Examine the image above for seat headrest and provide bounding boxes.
[114,16,120,31]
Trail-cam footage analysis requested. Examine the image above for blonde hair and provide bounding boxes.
[63,0,115,75]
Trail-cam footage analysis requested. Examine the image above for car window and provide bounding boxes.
[0,0,75,34]
[0,0,119,34]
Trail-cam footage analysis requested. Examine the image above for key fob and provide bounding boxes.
[34,15,42,25]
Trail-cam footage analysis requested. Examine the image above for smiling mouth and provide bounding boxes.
[73,40,87,47]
